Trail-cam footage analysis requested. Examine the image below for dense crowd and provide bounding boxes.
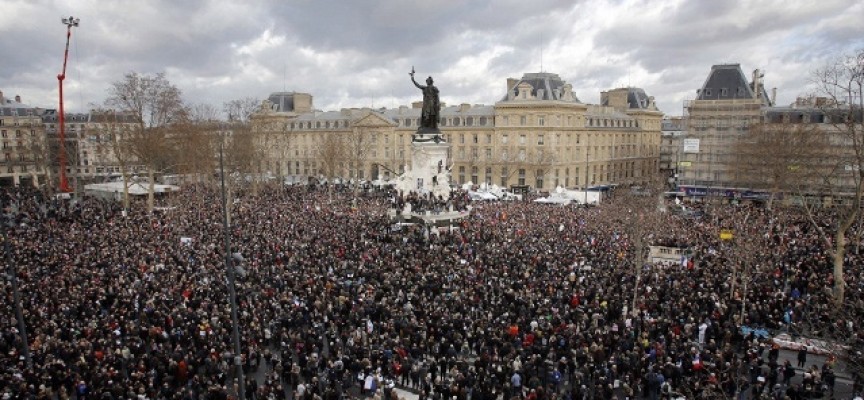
[394,190,470,214]
[0,184,862,400]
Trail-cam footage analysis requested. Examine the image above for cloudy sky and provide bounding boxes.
[2,0,862,117]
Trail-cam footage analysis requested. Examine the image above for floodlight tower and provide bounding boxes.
[56,16,79,193]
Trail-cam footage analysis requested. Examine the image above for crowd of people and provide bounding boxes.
[0,183,861,400]
[393,190,470,215]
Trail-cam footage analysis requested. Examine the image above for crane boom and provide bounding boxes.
[57,16,79,193]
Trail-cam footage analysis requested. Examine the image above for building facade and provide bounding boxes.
[251,72,663,192]
[0,91,49,187]
[675,64,862,203]
[677,64,771,192]
[660,117,684,188]
[41,109,144,189]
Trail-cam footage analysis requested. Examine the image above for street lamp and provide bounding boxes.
[2,215,31,369]
[219,140,246,400]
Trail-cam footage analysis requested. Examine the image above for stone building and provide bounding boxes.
[0,91,49,187]
[677,64,772,192]
[251,72,662,192]
[660,117,685,189]
[675,64,863,203]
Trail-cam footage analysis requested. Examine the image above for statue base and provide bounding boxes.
[413,127,444,143]
[394,128,451,199]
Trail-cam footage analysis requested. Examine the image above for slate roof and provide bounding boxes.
[268,92,296,113]
[601,87,654,110]
[697,64,755,101]
[0,99,43,117]
[41,110,89,123]
[626,88,652,109]
[500,72,581,102]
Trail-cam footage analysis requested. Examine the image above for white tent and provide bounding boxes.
[534,188,601,205]
[84,181,181,201]
[468,191,498,201]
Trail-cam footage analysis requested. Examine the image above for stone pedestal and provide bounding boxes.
[395,128,451,198]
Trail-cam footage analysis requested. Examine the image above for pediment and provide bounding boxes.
[353,112,396,128]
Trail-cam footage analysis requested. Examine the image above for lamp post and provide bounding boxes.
[2,215,31,369]
[584,144,589,205]
[219,140,245,400]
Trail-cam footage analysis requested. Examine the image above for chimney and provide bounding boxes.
[0,90,4,103]
[771,88,777,105]
[752,69,761,99]
[507,78,519,100]
[15,95,21,104]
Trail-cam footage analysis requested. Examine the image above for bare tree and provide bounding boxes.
[171,120,217,183]
[493,143,523,187]
[316,132,347,181]
[224,97,259,123]
[529,147,557,190]
[25,126,53,191]
[607,174,666,315]
[801,49,864,305]
[344,129,374,192]
[105,72,187,212]
[223,98,270,194]
[732,122,828,209]
[315,132,348,202]
[86,109,140,210]
[188,103,221,123]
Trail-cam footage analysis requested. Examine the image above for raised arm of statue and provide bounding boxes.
[410,72,425,90]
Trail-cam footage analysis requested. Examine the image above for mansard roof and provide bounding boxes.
[697,64,755,100]
[601,87,655,110]
[500,72,581,103]
[697,64,774,106]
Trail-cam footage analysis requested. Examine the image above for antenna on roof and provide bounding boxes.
[539,32,544,73]
[283,63,287,92]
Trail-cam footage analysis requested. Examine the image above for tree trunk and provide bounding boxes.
[122,169,130,212]
[252,163,260,197]
[767,189,777,210]
[833,229,847,305]
[147,167,155,213]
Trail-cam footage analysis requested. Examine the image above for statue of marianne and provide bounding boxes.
[410,67,440,130]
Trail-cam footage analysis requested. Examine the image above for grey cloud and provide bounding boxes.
[2,0,862,117]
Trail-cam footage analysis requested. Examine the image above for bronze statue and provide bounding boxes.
[410,67,440,130]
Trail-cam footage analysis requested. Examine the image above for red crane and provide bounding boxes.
[57,16,79,193]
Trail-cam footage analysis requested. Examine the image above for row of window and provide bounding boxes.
[0,119,40,127]
[286,114,647,131]
[587,118,639,128]
[452,162,649,188]
[1,165,27,173]
[3,153,28,162]
[0,130,36,138]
